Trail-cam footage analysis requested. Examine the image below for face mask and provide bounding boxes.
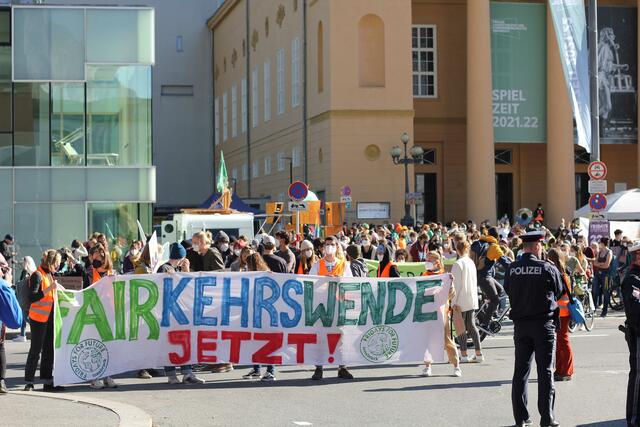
[234,249,241,257]
[220,244,229,253]
[130,249,139,257]
[443,243,450,250]
[324,245,337,255]
[425,261,434,270]
[276,239,282,247]
[304,249,313,258]
[192,244,200,252]
[377,253,385,261]
[92,259,103,269]
[362,240,370,247]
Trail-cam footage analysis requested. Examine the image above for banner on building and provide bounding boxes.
[490,2,546,143]
[588,219,610,244]
[549,0,592,153]
[53,272,452,386]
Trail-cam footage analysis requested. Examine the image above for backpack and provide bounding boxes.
[16,274,32,313]
[469,240,488,271]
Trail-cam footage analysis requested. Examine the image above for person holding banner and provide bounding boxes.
[24,250,64,392]
[309,236,354,380]
[376,244,400,278]
[230,246,253,272]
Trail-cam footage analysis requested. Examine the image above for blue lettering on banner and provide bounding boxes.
[194,276,217,326]
[253,276,281,328]
[221,277,249,327]
[161,277,190,327]
[280,280,303,328]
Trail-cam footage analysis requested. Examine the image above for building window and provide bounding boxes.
[51,83,85,166]
[494,149,512,165]
[241,77,247,133]
[232,167,238,181]
[317,21,324,93]
[231,83,238,138]
[241,163,248,181]
[251,68,258,128]
[291,37,301,107]
[214,97,220,145]
[222,91,228,141]
[252,160,259,178]
[264,156,272,175]
[277,152,285,171]
[412,25,437,98]
[277,48,285,115]
[292,146,300,167]
[13,83,50,166]
[263,59,271,122]
[358,14,385,87]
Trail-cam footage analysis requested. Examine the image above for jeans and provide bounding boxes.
[165,365,193,376]
[253,364,274,374]
[19,312,28,337]
[593,270,610,315]
[0,322,5,381]
[25,314,54,384]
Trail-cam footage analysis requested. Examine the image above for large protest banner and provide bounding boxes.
[53,272,452,385]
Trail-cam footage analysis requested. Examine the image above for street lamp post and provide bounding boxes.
[390,132,424,227]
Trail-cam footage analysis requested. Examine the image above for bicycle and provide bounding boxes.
[568,277,595,332]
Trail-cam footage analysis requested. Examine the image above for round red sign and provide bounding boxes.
[588,161,607,180]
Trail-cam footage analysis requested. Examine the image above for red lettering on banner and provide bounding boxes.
[168,330,191,364]
[197,331,218,363]
[287,333,317,363]
[221,331,252,363]
[252,333,284,364]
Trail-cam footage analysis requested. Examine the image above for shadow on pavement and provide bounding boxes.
[363,378,515,392]
[576,421,626,427]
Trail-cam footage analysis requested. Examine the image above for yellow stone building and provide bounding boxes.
[208,0,640,227]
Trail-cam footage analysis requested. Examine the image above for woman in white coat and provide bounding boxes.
[451,240,484,363]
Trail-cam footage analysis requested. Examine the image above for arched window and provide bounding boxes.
[358,14,385,87]
[317,21,324,93]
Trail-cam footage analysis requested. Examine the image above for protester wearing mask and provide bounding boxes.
[361,236,375,260]
[295,240,317,274]
[409,233,429,262]
[225,240,245,269]
[260,235,288,273]
[188,231,224,272]
[0,254,22,393]
[123,240,142,274]
[309,237,354,380]
[214,231,232,265]
[24,250,64,392]
[230,244,251,272]
[275,231,296,273]
[395,249,409,263]
[376,244,400,278]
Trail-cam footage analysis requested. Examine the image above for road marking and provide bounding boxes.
[293,422,313,426]
[488,334,608,340]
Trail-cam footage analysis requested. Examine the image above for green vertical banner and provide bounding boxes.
[491,2,547,143]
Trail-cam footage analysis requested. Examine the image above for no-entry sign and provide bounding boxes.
[587,161,607,180]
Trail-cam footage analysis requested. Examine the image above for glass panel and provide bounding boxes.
[86,167,155,202]
[14,202,85,264]
[14,168,87,202]
[13,8,85,81]
[0,169,11,244]
[0,47,10,131]
[13,83,50,166]
[86,9,154,64]
[0,133,10,166]
[0,10,9,44]
[51,83,85,166]
[87,65,152,166]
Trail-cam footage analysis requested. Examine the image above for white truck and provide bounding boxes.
[161,212,255,244]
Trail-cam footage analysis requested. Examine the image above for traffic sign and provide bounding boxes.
[588,161,607,180]
[588,179,607,194]
[341,186,352,197]
[589,193,607,212]
[288,201,308,212]
[288,181,308,202]
[340,195,352,203]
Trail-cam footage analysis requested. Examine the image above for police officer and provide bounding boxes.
[621,242,640,426]
[503,231,564,427]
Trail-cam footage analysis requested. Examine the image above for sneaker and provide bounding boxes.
[24,383,34,392]
[89,380,104,389]
[460,355,474,363]
[242,369,261,379]
[337,368,354,379]
[167,374,181,384]
[421,367,432,377]
[12,335,27,342]
[0,379,7,394]
[102,377,117,388]
[261,372,276,381]
[311,366,323,380]
[137,369,152,379]
[210,363,234,373]
[43,384,65,392]
[453,367,462,377]
[475,354,484,363]
[182,373,205,384]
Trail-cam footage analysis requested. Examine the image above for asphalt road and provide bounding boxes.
[3,313,630,427]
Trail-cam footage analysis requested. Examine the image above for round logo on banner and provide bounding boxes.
[360,325,399,363]
[70,339,109,381]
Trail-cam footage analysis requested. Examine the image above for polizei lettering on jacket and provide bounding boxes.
[509,266,542,275]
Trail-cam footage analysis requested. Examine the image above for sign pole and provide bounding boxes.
[296,211,300,235]
[588,0,600,162]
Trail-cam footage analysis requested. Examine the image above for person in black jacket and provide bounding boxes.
[376,244,400,278]
[504,231,563,427]
[260,235,287,274]
[621,242,640,426]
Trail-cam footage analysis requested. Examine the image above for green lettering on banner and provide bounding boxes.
[384,282,414,325]
[129,279,160,341]
[67,288,114,345]
[54,291,75,349]
[337,283,360,326]
[304,281,337,327]
[113,281,126,340]
[414,280,439,322]
[358,282,386,325]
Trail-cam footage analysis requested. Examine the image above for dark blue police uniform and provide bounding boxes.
[504,235,563,427]
[621,254,640,427]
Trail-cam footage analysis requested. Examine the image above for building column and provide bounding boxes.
[546,7,575,227]
[466,0,496,224]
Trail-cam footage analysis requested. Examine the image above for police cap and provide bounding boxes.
[520,231,545,243]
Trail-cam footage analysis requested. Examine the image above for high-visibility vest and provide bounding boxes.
[296,262,306,275]
[421,268,444,277]
[558,274,571,318]
[92,268,101,285]
[29,267,55,323]
[377,262,396,278]
[318,258,346,277]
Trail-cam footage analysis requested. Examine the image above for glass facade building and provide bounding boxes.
[0,5,155,262]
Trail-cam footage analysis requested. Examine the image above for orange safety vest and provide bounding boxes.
[29,267,55,323]
[421,268,444,277]
[558,273,571,318]
[296,262,306,275]
[377,262,396,278]
[92,268,102,285]
[317,258,346,277]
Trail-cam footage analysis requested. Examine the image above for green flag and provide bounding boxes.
[216,151,229,193]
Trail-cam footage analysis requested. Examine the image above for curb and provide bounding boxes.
[8,391,153,427]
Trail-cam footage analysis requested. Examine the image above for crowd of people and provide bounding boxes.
[0,214,637,422]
